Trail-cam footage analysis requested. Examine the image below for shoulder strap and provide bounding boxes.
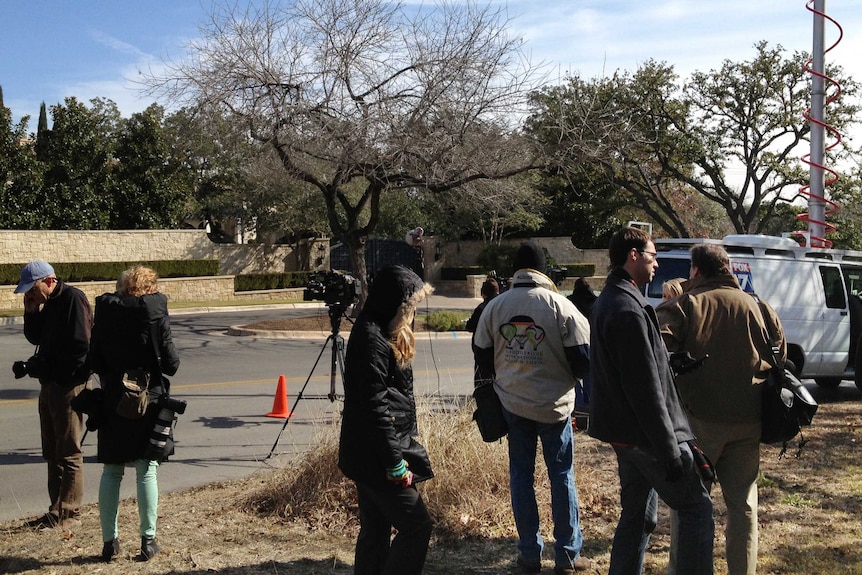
[148,320,163,380]
[755,299,783,369]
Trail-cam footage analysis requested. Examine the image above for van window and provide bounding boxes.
[820,266,846,309]
[646,257,691,299]
[842,265,862,297]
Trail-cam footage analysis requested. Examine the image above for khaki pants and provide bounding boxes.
[39,382,85,518]
[670,418,760,575]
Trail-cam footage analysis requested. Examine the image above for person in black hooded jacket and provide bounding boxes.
[337,265,435,575]
[88,266,180,563]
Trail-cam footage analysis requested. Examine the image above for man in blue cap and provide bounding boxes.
[14,261,92,529]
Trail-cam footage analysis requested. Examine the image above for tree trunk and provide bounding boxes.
[347,238,368,314]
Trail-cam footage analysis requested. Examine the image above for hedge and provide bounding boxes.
[234,271,315,292]
[440,263,596,281]
[0,260,220,285]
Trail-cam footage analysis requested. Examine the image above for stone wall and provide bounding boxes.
[0,230,215,265]
[0,229,333,276]
[464,274,608,298]
[0,229,321,311]
[0,229,609,309]
[427,237,609,279]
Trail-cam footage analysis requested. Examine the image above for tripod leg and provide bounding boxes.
[336,335,346,396]
[328,334,346,402]
[267,335,332,459]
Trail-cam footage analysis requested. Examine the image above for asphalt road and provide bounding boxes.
[0,305,477,523]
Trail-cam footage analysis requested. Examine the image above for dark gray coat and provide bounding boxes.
[588,269,693,463]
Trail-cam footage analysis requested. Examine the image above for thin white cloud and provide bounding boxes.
[89,29,151,60]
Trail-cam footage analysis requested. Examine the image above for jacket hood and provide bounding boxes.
[362,265,426,326]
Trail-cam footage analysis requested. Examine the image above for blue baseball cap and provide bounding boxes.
[15,261,55,294]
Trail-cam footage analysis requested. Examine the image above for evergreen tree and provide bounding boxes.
[36,102,49,161]
[0,94,43,228]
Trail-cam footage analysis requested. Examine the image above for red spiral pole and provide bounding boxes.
[797,0,843,248]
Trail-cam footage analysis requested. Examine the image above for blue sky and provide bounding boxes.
[2,1,861,127]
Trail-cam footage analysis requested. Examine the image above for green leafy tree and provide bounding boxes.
[111,104,189,228]
[37,97,120,229]
[149,0,542,298]
[530,42,862,238]
[163,107,260,241]
[530,163,626,249]
[0,93,43,228]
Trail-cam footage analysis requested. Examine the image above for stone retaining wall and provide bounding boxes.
[464,274,607,298]
[0,229,609,309]
[0,229,331,276]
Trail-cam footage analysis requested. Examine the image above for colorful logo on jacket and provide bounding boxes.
[499,314,546,359]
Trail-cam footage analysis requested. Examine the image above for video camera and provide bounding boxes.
[303,270,361,307]
[548,266,568,287]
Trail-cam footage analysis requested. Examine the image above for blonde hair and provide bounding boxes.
[119,265,159,297]
[388,282,434,367]
[662,277,686,300]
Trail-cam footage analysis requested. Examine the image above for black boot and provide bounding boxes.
[101,538,120,562]
[140,537,160,561]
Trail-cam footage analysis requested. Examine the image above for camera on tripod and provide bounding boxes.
[303,270,361,307]
[547,266,568,287]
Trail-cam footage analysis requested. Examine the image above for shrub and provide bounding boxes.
[241,401,516,539]
[424,310,471,331]
[556,263,597,278]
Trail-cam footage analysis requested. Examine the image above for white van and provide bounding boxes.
[644,234,862,390]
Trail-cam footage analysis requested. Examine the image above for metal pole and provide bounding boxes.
[808,0,827,244]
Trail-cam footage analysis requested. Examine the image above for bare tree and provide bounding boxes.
[147,0,543,297]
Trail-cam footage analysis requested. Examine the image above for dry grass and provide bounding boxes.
[1,398,861,575]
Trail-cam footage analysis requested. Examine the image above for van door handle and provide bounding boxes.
[841,311,848,316]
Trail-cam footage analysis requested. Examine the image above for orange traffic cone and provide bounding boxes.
[266,374,292,418]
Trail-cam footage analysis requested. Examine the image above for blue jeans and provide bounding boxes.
[610,443,714,575]
[503,407,583,568]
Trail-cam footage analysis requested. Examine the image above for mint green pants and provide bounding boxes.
[99,459,159,542]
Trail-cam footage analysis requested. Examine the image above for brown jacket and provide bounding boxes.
[657,273,786,423]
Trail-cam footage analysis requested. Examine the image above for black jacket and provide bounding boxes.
[337,266,433,488]
[23,280,92,388]
[90,292,180,463]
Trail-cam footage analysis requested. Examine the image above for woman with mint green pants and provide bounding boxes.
[99,460,159,546]
[88,267,180,563]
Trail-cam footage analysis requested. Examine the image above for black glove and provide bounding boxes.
[664,456,686,482]
[669,352,707,377]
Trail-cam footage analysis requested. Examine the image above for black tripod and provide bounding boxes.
[266,304,349,459]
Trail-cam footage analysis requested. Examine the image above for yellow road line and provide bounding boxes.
[0,367,473,407]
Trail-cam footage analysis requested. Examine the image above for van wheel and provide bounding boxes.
[814,377,842,388]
